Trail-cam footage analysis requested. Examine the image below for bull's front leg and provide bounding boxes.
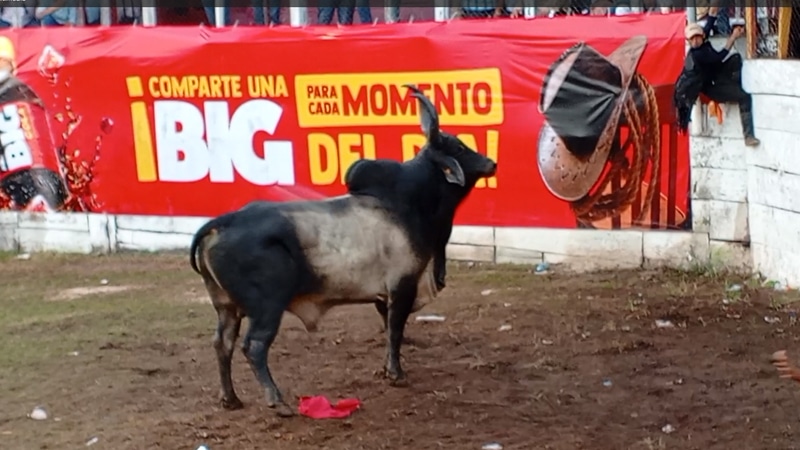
[384,276,417,387]
[374,299,421,346]
[433,248,447,291]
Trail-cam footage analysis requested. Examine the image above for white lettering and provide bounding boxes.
[153,100,209,182]
[204,101,236,183]
[152,99,295,185]
[228,100,294,186]
[0,103,33,172]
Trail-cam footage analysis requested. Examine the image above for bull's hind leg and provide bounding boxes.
[206,279,244,410]
[230,253,297,418]
[241,310,294,417]
[214,306,243,409]
[384,276,418,387]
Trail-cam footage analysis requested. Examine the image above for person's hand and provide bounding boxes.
[731,25,745,39]
[510,7,522,18]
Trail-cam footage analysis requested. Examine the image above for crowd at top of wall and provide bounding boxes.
[0,0,756,39]
[0,1,695,28]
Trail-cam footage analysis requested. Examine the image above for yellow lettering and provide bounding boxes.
[229,76,242,97]
[210,76,222,97]
[148,77,160,98]
[308,133,338,185]
[308,133,378,185]
[485,130,499,188]
[294,69,504,128]
[246,75,288,98]
[145,75,244,98]
[130,101,156,182]
[198,76,210,97]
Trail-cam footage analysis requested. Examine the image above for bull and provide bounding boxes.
[188,85,497,418]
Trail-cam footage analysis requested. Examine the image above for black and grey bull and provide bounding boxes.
[188,85,497,418]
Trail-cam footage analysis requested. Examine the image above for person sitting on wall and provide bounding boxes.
[674,7,760,147]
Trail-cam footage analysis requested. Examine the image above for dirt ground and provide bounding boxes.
[2,252,800,450]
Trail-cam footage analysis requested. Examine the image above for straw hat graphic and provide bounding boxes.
[537,35,648,202]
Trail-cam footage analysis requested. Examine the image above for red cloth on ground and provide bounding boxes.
[298,395,361,419]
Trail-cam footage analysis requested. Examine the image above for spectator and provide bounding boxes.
[0,3,39,27]
[116,0,141,25]
[201,0,229,25]
[675,10,760,147]
[454,0,517,18]
[456,0,502,18]
[84,1,101,25]
[612,0,633,15]
[590,0,613,15]
[318,0,372,25]
[36,0,78,26]
[252,1,281,25]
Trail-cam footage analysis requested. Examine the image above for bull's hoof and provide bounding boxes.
[385,368,408,387]
[220,396,244,410]
[271,402,296,418]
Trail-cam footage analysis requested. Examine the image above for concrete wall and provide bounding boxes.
[688,53,800,286]
[0,211,711,272]
[741,59,800,286]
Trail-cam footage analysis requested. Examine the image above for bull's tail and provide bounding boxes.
[189,213,237,275]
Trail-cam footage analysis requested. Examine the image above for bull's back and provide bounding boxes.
[284,196,421,299]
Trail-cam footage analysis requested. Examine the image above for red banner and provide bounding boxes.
[0,13,689,230]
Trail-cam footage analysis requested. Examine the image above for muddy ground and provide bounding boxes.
[1,252,800,450]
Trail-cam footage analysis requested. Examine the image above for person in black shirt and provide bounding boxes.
[684,12,759,147]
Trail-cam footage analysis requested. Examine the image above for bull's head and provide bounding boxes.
[404,84,498,187]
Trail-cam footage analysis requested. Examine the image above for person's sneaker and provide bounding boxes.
[745,136,760,147]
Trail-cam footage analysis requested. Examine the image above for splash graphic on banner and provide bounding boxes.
[2,14,689,229]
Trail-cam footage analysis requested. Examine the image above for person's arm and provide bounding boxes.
[702,6,719,35]
[35,0,66,19]
[693,25,743,65]
[693,44,728,66]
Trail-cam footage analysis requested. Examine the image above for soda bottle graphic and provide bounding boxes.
[0,36,68,212]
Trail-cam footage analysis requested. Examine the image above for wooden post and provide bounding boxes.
[778,7,793,59]
[744,5,757,58]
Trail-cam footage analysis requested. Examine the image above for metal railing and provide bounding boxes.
[0,1,688,28]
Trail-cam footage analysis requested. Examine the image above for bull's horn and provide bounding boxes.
[403,84,441,146]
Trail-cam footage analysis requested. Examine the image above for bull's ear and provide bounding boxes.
[403,84,441,145]
[437,155,465,186]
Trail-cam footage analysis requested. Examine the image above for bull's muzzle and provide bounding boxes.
[483,161,498,177]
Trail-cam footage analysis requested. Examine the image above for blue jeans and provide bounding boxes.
[714,1,733,36]
[252,4,280,24]
[318,0,371,24]
[40,15,64,26]
[0,18,40,27]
